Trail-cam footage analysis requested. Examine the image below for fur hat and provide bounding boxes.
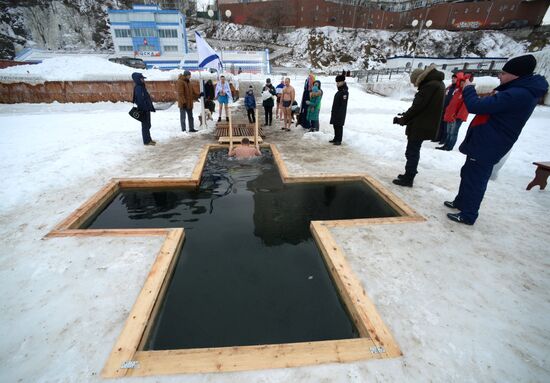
[409,69,424,85]
[335,74,345,82]
[502,54,537,77]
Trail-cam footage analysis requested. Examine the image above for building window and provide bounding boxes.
[511,5,515,11]
[114,29,131,38]
[132,28,157,37]
[465,8,469,14]
[316,5,319,11]
[119,45,133,52]
[164,45,178,52]
[159,29,178,38]
[476,7,480,13]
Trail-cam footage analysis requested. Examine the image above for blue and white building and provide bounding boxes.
[108,4,188,59]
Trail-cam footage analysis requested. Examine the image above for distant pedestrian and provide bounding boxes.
[176,70,200,133]
[232,76,240,101]
[445,54,548,225]
[215,75,232,122]
[306,80,323,132]
[329,74,348,145]
[392,65,445,186]
[244,86,256,123]
[281,77,296,131]
[436,72,472,151]
[261,78,276,126]
[275,78,285,120]
[132,72,156,146]
[433,73,457,143]
[298,72,316,129]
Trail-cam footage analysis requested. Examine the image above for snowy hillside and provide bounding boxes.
[204,23,537,71]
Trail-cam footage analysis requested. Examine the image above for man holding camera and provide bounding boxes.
[393,65,445,186]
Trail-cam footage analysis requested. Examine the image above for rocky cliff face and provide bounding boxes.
[0,0,133,59]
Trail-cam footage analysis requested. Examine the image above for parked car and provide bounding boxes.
[108,56,146,69]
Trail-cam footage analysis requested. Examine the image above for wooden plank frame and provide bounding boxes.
[44,143,425,378]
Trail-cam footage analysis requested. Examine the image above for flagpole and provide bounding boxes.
[199,70,206,129]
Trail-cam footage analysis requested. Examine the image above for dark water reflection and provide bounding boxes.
[87,149,398,349]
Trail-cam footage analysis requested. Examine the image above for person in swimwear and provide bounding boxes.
[281,77,295,131]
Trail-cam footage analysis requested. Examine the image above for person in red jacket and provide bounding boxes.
[436,72,472,151]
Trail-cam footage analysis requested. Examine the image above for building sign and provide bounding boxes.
[138,50,161,57]
[454,20,482,29]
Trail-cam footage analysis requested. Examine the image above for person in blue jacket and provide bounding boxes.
[445,54,548,225]
[132,72,156,146]
[244,86,256,123]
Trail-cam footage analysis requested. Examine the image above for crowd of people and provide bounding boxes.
[131,54,547,223]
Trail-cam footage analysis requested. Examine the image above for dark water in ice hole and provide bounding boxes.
[86,149,399,350]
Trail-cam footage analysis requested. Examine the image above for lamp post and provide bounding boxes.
[410,18,432,72]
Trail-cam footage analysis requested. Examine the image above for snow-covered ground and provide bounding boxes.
[0,78,549,382]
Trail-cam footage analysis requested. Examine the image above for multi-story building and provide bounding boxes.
[107,4,189,58]
[217,0,549,30]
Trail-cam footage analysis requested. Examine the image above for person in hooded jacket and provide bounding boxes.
[329,74,348,145]
[244,86,256,123]
[177,70,200,133]
[436,72,472,151]
[306,80,323,132]
[445,54,548,225]
[132,72,156,146]
[392,65,445,186]
[261,79,276,126]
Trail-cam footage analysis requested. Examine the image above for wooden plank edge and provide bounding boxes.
[319,216,425,228]
[127,338,378,376]
[48,180,119,233]
[361,176,423,219]
[190,145,211,182]
[44,228,172,238]
[269,144,289,182]
[310,221,402,359]
[117,179,198,188]
[101,228,185,378]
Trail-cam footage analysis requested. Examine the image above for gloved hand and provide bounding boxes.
[393,116,405,125]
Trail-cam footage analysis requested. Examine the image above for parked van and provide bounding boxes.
[108,57,146,69]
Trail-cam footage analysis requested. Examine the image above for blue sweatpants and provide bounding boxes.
[453,156,494,223]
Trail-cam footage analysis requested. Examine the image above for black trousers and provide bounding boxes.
[141,111,152,144]
[247,108,255,123]
[264,106,273,125]
[333,124,343,143]
[404,138,423,177]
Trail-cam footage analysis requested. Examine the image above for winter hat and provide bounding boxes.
[335,74,345,82]
[312,85,319,92]
[183,70,191,76]
[502,54,537,77]
[410,69,424,85]
[266,78,271,83]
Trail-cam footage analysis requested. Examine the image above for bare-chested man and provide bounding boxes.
[228,137,261,158]
[281,77,295,131]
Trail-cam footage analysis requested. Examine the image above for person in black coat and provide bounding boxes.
[261,78,276,126]
[434,73,457,143]
[329,74,349,145]
[132,72,156,146]
[392,65,445,186]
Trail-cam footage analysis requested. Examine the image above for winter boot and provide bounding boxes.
[217,117,221,122]
[226,117,229,122]
[392,174,414,187]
